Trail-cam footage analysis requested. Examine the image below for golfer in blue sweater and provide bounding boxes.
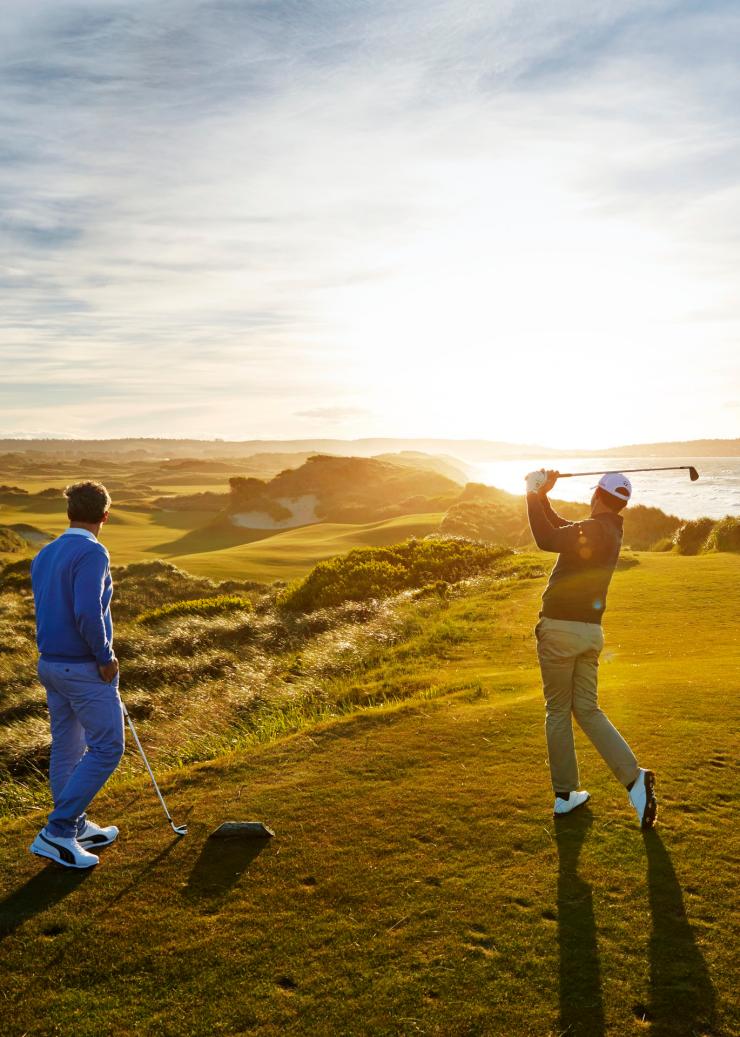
[29,481,123,869]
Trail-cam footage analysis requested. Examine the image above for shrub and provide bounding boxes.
[0,557,33,590]
[703,515,740,553]
[137,595,253,624]
[111,560,261,620]
[440,500,526,546]
[622,505,681,550]
[0,528,26,553]
[651,536,675,553]
[278,535,512,612]
[673,518,716,555]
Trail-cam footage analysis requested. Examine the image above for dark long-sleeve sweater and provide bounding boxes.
[526,492,623,624]
[31,529,114,665]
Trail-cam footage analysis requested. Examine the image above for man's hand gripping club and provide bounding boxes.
[525,469,560,495]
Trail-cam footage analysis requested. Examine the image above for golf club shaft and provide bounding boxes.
[122,703,180,829]
[557,466,695,478]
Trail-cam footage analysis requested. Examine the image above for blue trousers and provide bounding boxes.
[38,659,125,839]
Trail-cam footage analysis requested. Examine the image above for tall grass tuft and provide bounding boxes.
[702,515,740,553]
[673,518,716,555]
[137,595,252,625]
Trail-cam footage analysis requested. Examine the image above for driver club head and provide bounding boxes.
[688,466,700,481]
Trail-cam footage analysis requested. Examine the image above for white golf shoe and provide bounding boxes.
[553,790,590,816]
[77,819,119,849]
[30,828,99,869]
[629,769,657,828]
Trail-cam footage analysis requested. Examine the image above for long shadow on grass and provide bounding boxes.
[555,809,605,1037]
[183,836,268,904]
[643,830,716,1036]
[0,865,91,941]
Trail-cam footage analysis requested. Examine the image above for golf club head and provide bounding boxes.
[689,466,699,481]
[170,822,188,837]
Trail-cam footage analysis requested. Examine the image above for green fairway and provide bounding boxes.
[0,552,737,1035]
[167,512,446,580]
[0,490,446,581]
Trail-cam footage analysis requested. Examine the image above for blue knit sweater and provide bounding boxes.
[31,529,114,665]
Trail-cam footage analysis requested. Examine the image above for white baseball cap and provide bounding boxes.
[594,472,632,502]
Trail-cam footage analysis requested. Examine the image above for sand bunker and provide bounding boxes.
[231,494,320,530]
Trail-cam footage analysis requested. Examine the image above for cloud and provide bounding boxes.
[295,406,372,423]
[0,1,739,441]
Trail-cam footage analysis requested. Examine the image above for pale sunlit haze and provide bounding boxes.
[1,1,738,446]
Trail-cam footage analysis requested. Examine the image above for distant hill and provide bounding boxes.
[595,439,740,458]
[371,450,471,484]
[0,436,737,461]
[227,454,461,529]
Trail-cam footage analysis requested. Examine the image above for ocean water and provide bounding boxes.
[470,457,740,521]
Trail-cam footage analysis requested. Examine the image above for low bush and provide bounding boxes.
[673,518,716,555]
[622,504,681,550]
[137,595,253,625]
[651,536,675,553]
[278,535,512,612]
[440,500,527,546]
[0,557,33,590]
[112,560,262,619]
[703,515,740,553]
[0,528,26,554]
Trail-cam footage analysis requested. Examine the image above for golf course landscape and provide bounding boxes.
[5,0,740,1032]
[0,441,737,1035]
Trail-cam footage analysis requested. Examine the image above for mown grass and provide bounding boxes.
[0,491,447,581]
[0,552,737,1035]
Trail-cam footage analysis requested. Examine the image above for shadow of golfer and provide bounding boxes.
[0,864,91,942]
[183,836,269,903]
[554,808,605,1037]
[643,829,716,1036]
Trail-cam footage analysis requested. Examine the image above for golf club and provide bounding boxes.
[122,703,188,837]
[556,465,700,481]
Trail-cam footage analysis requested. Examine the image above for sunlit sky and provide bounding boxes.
[1,1,739,448]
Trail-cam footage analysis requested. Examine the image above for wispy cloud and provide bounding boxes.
[1,1,738,444]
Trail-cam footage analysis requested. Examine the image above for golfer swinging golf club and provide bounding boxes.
[525,469,657,827]
[29,481,123,868]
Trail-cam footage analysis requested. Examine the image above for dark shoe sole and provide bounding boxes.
[31,848,97,869]
[641,770,657,828]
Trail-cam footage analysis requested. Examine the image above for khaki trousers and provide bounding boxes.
[535,617,639,795]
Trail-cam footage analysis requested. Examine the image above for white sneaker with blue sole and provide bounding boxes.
[77,820,119,849]
[30,828,99,869]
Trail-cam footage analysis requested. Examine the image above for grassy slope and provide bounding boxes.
[0,494,445,581]
[168,512,446,580]
[0,554,738,1036]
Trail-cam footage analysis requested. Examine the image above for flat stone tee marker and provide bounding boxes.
[209,821,275,839]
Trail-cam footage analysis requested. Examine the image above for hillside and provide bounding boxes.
[599,439,740,458]
[0,552,736,1035]
[227,455,461,528]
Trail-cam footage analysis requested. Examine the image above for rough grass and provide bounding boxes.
[137,594,253,625]
[277,534,512,612]
[0,545,541,808]
[0,553,737,1036]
